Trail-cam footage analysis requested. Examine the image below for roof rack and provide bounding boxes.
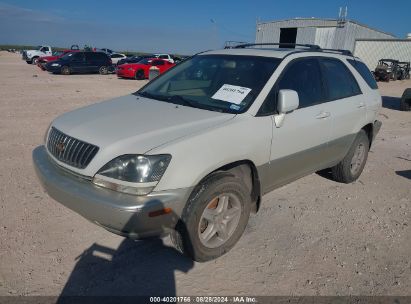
[233,43,353,56]
[234,43,321,50]
[320,48,353,56]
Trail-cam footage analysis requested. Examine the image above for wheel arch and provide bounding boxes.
[361,123,374,147]
[193,160,262,214]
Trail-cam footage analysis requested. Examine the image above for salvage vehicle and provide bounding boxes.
[37,50,79,70]
[154,53,175,63]
[398,62,410,80]
[45,51,112,75]
[33,44,382,261]
[117,54,154,66]
[373,59,400,81]
[400,88,411,111]
[22,45,52,64]
[110,53,127,65]
[117,58,174,80]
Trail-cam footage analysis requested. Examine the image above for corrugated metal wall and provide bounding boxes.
[354,40,411,71]
[255,19,395,51]
[314,27,336,48]
[255,19,338,44]
[340,22,394,51]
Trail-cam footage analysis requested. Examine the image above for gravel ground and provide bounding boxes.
[0,51,410,297]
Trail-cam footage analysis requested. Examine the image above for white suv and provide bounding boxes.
[33,44,382,261]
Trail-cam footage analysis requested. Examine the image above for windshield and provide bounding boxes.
[137,55,280,113]
[138,58,152,65]
[60,52,75,60]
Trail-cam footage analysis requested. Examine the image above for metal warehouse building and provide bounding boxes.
[255,18,411,70]
[255,18,395,52]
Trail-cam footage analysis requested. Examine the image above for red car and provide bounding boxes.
[117,58,175,79]
[37,49,79,70]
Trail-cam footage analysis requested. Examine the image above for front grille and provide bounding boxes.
[46,127,99,169]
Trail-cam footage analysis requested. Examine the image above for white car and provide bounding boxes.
[110,53,127,65]
[154,53,174,63]
[22,45,52,64]
[33,44,382,261]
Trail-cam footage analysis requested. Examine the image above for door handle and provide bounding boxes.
[316,111,331,119]
[358,102,366,108]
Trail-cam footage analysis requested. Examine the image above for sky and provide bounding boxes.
[0,0,410,55]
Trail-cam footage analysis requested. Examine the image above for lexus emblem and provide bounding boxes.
[56,142,65,153]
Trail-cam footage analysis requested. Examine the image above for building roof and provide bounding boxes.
[257,18,396,38]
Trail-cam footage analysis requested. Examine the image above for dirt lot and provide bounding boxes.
[0,51,410,296]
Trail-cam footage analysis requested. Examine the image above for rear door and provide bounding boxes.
[85,52,99,72]
[69,52,86,73]
[260,57,334,192]
[319,57,366,163]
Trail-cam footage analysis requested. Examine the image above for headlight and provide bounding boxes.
[93,154,171,195]
[51,63,60,67]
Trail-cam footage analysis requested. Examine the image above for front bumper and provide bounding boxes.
[33,146,191,239]
[117,69,135,78]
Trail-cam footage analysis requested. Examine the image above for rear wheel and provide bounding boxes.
[170,173,251,262]
[331,130,369,183]
[61,66,70,75]
[135,69,145,80]
[99,66,109,75]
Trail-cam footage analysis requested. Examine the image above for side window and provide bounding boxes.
[320,58,362,100]
[159,55,168,59]
[40,47,47,52]
[277,58,324,109]
[85,53,94,61]
[347,59,378,89]
[71,53,85,62]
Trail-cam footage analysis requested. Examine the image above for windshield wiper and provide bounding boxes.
[137,91,168,101]
[166,95,197,108]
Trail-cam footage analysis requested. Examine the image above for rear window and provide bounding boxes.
[347,59,378,89]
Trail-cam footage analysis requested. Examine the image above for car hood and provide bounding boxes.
[50,94,235,175]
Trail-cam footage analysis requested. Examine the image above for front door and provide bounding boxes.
[261,57,333,193]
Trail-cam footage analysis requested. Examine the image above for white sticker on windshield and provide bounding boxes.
[211,84,252,105]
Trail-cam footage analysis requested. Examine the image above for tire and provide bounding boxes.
[61,66,70,75]
[331,130,369,183]
[170,173,252,262]
[99,66,108,75]
[32,57,39,65]
[135,69,145,80]
[400,89,411,111]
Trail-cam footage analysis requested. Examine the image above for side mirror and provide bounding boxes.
[277,89,299,114]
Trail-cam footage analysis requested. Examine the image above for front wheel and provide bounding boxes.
[61,66,70,75]
[135,69,145,80]
[331,130,369,183]
[171,173,251,262]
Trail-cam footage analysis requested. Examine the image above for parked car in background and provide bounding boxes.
[117,58,175,79]
[98,48,114,54]
[37,50,79,70]
[374,59,400,82]
[154,53,174,63]
[45,51,112,75]
[110,53,127,65]
[117,54,154,66]
[34,44,382,261]
[22,45,52,64]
